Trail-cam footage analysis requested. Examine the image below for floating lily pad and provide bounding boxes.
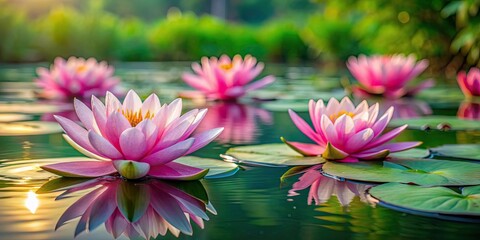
[260,101,309,112]
[370,183,480,219]
[0,157,94,181]
[0,113,32,122]
[0,102,71,114]
[0,121,62,136]
[224,143,326,166]
[430,144,480,161]
[322,159,480,186]
[389,116,480,131]
[389,148,430,159]
[174,156,239,179]
[417,87,465,103]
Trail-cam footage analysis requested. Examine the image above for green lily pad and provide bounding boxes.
[430,144,480,161]
[389,148,430,159]
[174,156,239,179]
[389,116,480,131]
[0,102,71,114]
[0,121,62,136]
[322,159,480,186]
[0,113,32,122]
[224,143,326,166]
[260,101,309,112]
[370,183,480,217]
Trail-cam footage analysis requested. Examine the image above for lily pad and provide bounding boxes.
[224,143,326,166]
[0,102,71,114]
[0,113,32,122]
[322,159,480,186]
[389,116,480,131]
[0,121,62,136]
[370,183,480,219]
[389,148,430,159]
[174,156,239,179]
[260,101,309,112]
[430,144,480,161]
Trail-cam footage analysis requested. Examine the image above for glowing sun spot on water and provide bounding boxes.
[25,190,39,214]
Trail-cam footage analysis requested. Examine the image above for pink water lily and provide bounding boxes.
[457,67,480,97]
[41,90,223,180]
[182,54,275,100]
[284,97,421,162]
[35,56,121,100]
[347,54,434,99]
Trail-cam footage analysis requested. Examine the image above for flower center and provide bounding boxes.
[76,65,87,73]
[329,110,355,122]
[219,63,233,71]
[121,110,154,127]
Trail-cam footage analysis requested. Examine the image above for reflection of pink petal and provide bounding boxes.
[41,161,116,177]
[148,162,208,180]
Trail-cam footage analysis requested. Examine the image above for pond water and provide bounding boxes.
[0,63,479,239]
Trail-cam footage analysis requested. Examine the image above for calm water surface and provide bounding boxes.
[0,63,479,239]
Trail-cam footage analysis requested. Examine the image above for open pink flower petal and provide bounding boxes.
[41,161,116,177]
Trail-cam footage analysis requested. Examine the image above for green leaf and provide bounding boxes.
[430,144,480,161]
[174,156,239,179]
[322,159,480,186]
[0,121,62,136]
[370,183,480,217]
[224,143,326,166]
[389,148,430,159]
[389,116,480,131]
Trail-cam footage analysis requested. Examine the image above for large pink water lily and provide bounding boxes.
[347,54,434,99]
[182,54,275,100]
[284,97,422,162]
[35,56,121,100]
[457,67,480,97]
[41,90,223,180]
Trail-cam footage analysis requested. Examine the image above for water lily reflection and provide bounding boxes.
[195,102,273,144]
[376,98,432,119]
[457,101,480,120]
[288,166,376,207]
[37,177,214,239]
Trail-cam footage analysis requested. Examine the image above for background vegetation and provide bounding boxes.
[1,0,479,74]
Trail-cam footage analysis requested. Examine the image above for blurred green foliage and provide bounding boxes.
[0,0,479,74]
[0,0,310,63]
[305,0,480,72]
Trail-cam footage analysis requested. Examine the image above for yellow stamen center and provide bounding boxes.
[219,63,233,71]
[121,110,154,127]
[329,110,355,122]
[76,64,87,73]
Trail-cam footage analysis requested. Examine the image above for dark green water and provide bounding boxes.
[0,63,479,240]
